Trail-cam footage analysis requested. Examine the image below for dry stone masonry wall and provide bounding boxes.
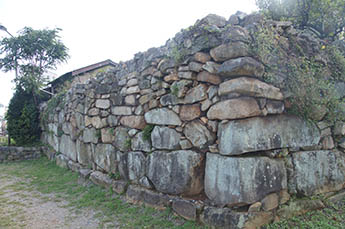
[0,146,43,163]
[41,13,345,228]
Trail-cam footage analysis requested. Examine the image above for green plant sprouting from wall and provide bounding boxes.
[142,124,154,142]
[42,90,66,124]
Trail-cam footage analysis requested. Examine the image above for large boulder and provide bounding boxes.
[218,57,265,78]
[287,150,345,196]
[218,77,284,100]
[119,151,146,182]
[207,98,262,120]
[76,140,92,166]
[184,121,215,148]
[201,207,273,229]
[205,153,287,206]
[59,134,77,161]
[93,144,117,173]
[218,115,320,155]
[210,42,249,62]
[144,108,182,126]
[146,150,204,195]
[151,126,181,150]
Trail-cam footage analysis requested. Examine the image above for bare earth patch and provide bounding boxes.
[0,174,104,229]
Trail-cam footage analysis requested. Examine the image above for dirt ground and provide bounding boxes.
[0,174,108,229]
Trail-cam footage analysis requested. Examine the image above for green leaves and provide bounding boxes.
[0,27,69,93]
[256,0,345,40]
[5,86,41,146]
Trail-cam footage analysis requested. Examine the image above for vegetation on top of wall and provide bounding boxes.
[251,24,345,124]
[255,0,345,40]
[41,90,66,124]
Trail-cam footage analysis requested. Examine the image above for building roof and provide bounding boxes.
[48,59,117,86]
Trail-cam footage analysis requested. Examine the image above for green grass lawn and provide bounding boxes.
[0,157,202,228]
[0,157,344,228]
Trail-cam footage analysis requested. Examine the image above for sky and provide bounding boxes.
[0,0,257,116]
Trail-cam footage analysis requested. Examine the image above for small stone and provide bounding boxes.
[201,99,212,111]
[196,71,221,85]
[113,180,128,194]
[144,108,182,126]
[79,169,92,180]
[279,190,290,205]
[101,128,115,143]
[131,132,152,152]
[88,108,99,116]
[128,129,139,137]
[95,99,111,109]
[266,100,285,114]
[188,62,203,72]
[184,120,215,148]
[178,66,189,72]
[202,61,220,74]
[182,84,208,104]
[172,199,197,221]
[125,95,136,105]
[120,116,146,130]
[91,116,104,129]
[139,176,153,189]
[151,126,181,150]
[139,94,154,105]
[199,14,227,27]
[112,106,132,116]
[334,122,345,136]
[261,193,279,211]
[194,52,211,63]
[126,86,140,94]
[164,73,179,82]
[180,140,193,149]
[127,78,138,87]
[180,104,201,121]
[178,71,195,79]
[90,171,113,189]
[248,202,262,212]
[321,136,335,150]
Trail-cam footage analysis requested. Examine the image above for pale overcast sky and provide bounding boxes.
[0,0,257,116]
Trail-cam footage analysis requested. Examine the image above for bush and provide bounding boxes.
[251,24,345,124]
[5,86,41,145]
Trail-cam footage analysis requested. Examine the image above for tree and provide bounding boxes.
[256,0,345,40]
[0,27,69,102]
[5,86,41,145]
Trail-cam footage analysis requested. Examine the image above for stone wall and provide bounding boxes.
[0,146,43,163]
[41,13,345,228]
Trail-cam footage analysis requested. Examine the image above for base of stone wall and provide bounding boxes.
[49,152,344,228]
[0,146,44,163]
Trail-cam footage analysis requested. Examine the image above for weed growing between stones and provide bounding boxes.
[142,124,154,142]
[41,90,66,124]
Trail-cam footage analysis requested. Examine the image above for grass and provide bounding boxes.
[0,157,344,228]
[264,196,345,229]
[0,157,203,228]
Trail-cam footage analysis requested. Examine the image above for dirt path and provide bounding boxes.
[0,174,106,229]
